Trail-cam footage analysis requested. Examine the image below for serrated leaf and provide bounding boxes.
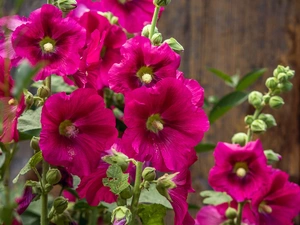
[31,75,76,93]
[208,68,233,84]
[18,107,42,133]
[209,91,248,123]
[235,68,267,91]
[194,143,216,153]
[13,151,43,183]
[200,190,232,206]
[102,165,129,194]
[138,204,167,225]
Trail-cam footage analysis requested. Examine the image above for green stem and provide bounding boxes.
[236,202,245,225]
[149,6,160,39]
[89,207,98,225]
[246,108,263,143]
[41,161,49,225]
[130,161,143,225]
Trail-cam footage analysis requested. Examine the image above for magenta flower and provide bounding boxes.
[251,169,300,225]
[99,0,161,33]
[109,36,180,94]
[12,4,86,80]
[208,140,270,202]
[16,187,37,215]
[39,88,118,177]
[122,78,209,172]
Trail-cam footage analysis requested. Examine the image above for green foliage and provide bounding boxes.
[208,68,234,85]
[235,68,267,91]
[18,107,42,140]
[194,143,216,153]
[103,164,130,195]
[138,204,167,225]
[200,190,232,206]
[31,75,76,93]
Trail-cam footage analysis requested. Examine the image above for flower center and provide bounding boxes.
[118,0,127,4]
[59,120,79,138]
[39,36,56,53]
[146,114,164,134]
[43,43,54,52]
[233,162,249,178]
[259,201,272,214]
[137,66,154,85]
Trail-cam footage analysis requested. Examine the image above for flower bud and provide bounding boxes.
[248,91,263,108]
[264,149,282,164]
[265,77,278,90]
[273,65,285,77]
[142,167,156,182]
[156,173,178,201]
[277,72,288,83]
[30,136,40,152]
[151,32,163,46]
[278,81,293,92]
[50,211,73,224]
[111,206,132,225]
[54,0,77,13]
[143,180,151,190]
[98,12,118,25]
[37,85,50,99]
[25,91,34,108]
[154,0,172,7]
[44,183,53,193]
[231,133,247,146]
[225,207,237,219]
[46,168,62,185]
[102,150,129,172]
[269,96,284,109]
[258,114,276,128]
[163,38,184,53]
[263,94,270,104]
[142,25,158,38]
[53,196,68,214]
[286,70,295,79]
[250,119,267,134]
[120,185,133,200]
[244,115,254,125]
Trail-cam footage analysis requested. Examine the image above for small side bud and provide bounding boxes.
[53,196,68,214]
[248,91,263,108]
[225,207,237,220]
[46,168,62,185]
[142,25,158,38]
[265,77,278,90]
[111,206,132,225]
[250,119,267,134]
[273,65,285,77]
[98,12,118,25]
[258,114,276,128]
[44,183,53,193]
[30,136,40,152]
[24,91,34,108]
[231,133,247,146]
[54,0,77,13]
[142,167,156,182]
[154,0,172,7]
[278,81,293,92]
[269,96,284,109]
[264,149,282,164]
[277,72,288,83]
[156,173,178,201]
[102,150,129,172]
[151,32,163,46]
[163,37,184,53]
[37,85,50,99]
[286,70,295,79]
[244,115,254,125]
[120,185,133,200]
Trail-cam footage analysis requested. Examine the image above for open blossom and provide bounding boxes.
[251,169,300,225]
[39,88,118,177]
[208,140,270,202]
[122,78,209,171]
[12,4,86,80]
[109,36,180,94]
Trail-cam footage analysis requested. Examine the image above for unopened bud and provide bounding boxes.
[142,25,158,38]
[54,0,77,12]
[277,72,288,83]
[264,149,282,164]
[25,91,34,108]
[102,150,129,172]
[53,196,68,214]
[46,168,62,185]
[142,167,156,182]
[156,173,178,201]
[37,85,50,99]
[164,37,184,53]
[278,81,293,92]
[244,115,254,125]
[273,65,285,77]
[154,0,172,6]
[98,12,118,25]
[248,91,263,108]
[111,206,132,225]
[120,185,133,200]
[30,136,40,152]
[269,96,284,109]
[258,114,276,128]
[231,133,247,146]
[225,207,237,219]
[265,77,278,90]
[151,32,163,46]
[44,183,53,193]
[263,94,271,104]
[286,70,295,79]
[143,180,150,190]
[250,119,267,134]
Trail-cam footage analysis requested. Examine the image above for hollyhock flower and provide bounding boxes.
[122,78,209,172]
[109,36,180,94]
[251,169,300,225]
[208,140,270,202]
[39,88,118,177]
[57,167,73,188]
[12,4,86,80]
[0,57,25,143]
[15,187,37,215]
[99,0,162,33]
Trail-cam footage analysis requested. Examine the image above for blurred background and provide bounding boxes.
[1,0,299,224]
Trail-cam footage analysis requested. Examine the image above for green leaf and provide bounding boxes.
[18,107,42,133]
[138,204,167,225]
[12,60,44,100]
[209,91,248,123]
[31,75,76,93]
[138,184,172,209]
[208,68,233,84]
[200,190,232,206]
[13,151,43,183]
[195,143,216,153]
[102,164,129,194]
[235,68,267,91]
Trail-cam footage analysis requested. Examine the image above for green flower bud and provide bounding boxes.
[163,38,184,53]
[248,91,263,108]
[30,136,40,152]
[111,206,132,224]
[25,91,34,108]
[44,183,53,193]
[54,0,77,13]
[278,81,293,92]
[53,196,68,214]
[265,77,278,90]
[231,133,247,146]
[258,114,276,128]
[264,149,282,164]
[273,65,285,77]
[143,180,151,190]
[102,150,129,172]
[50,211,72,225]
[269,96,284,109]
[277,72,288,83]
[225,207,237,220]
[142,167,156,182]
[156,173,178,201]
[120,185,133,200]
[286,70,295,79]
[154,0,172,7]
[98,12,118,25]
[151,32,163,46]
[244,115,254,125]
[46,168,62,185]
[263,94,271,104]
[250,119,267,134]
[37,85,50,99]
[142,25,158,38]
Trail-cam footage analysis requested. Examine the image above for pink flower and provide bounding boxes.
[39,88,118,177]
[251,169,300,225]
[208,140,270,202]
[99,0,161,33]
[12,4,86,80]
[16,187,37,215]
[109,36,180,94]
[122,78,209,172]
